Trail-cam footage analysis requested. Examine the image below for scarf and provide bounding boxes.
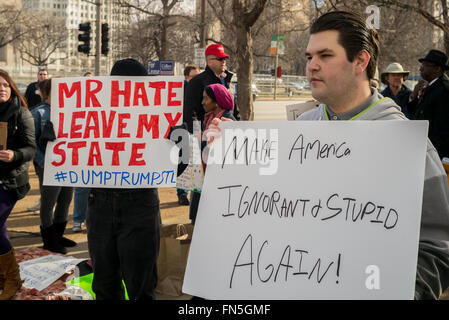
[203,110,225,132]
[0,100,19,123]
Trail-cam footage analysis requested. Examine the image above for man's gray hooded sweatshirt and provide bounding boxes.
[299,88,449,300]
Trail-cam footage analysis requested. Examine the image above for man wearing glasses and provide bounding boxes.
[183,43,235,133]
[24,68,49,110]
[408,50,449,159]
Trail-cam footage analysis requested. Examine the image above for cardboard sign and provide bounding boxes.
[183,120,428,299]
[0,122,7,150]
[44,76,183,188]
[285,100,320,120]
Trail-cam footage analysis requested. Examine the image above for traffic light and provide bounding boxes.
[101,23,109,56]
[78,22,91,55]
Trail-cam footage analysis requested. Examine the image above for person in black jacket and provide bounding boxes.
[86,59,161,300]
[408,50,449,159]
[24,68,48,110]
[183,44,236,133]
[0,69,36,300]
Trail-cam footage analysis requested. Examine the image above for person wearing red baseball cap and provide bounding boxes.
[183,43,239,135]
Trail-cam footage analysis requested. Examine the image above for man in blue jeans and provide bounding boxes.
[86,58,161,300]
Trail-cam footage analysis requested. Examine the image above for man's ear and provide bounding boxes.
[354,50,371,76]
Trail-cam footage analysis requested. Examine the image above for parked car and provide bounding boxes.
[286,81,310,96]
[16,83,28,96]
[230,81,260,101]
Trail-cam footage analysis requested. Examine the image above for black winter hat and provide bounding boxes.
[418,50,449,71]
[110,58,148,76]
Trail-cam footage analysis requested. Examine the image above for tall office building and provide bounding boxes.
[20,0,130,75]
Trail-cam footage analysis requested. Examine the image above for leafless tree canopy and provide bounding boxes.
[114,0,196,61]
[0,7,26,49]
[17,15,67,67]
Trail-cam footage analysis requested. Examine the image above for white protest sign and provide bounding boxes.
[176,121,204,192]
[44,76,183,188]
[19,255,85,291]
[183,120,428,299]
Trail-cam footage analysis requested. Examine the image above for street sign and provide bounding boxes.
[148,61,161,75]
[160,60,174,76]
[270,34,285,56]
[148,60,175,76]
[194,47,204,67]
[278,34,285,55]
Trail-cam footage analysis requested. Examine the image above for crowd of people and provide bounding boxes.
[0,9,449,300]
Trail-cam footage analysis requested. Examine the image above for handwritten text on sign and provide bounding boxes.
[44,76,183,188]
[183,121,428,299]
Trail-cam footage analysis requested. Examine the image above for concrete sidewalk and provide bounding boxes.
[8,167,190,260]
[7,166,192,300]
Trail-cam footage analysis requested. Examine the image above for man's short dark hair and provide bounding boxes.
[184,64,199,77]
[310,11,380,80]
[38,68,48,74]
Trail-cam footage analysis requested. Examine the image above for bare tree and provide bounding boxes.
[376,0,449,54]
[115,0,194,60]
[17,15,67,66]
[311,0,443,74]
[117,13,198,66]
[207,0,269,120]
[117,17,160,64]
[0,7,27,49]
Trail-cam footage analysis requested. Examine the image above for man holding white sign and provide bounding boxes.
[299,10,449,300]
[193,11,449,299]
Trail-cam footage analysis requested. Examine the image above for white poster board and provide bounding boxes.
[44,76,183,188]
[19,255,85,291]
[286,100,320,120]
[183,120,428,299]
[176,121,204,192]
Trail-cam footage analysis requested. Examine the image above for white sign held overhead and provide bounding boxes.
[183,120,428,299]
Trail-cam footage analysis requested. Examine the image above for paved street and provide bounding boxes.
[254,96,313,121]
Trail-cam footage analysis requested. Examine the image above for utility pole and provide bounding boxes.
[200,0,206,48]
[81,0,102,75]
[273,27,279,100]
[95,0,101,76]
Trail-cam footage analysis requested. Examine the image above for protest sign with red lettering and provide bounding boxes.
[43,76,183,188]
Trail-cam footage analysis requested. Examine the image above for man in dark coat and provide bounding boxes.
[408,49,449,159]
[183,43,236,133]
[24,68,48,110]
[380,62,412,119]
[86,59,161,300]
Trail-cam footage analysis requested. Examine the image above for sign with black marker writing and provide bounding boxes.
[183,120,428,299]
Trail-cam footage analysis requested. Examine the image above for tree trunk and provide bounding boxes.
[235,24,254,121]
[445,32,449,59]
[160,18,168,60]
